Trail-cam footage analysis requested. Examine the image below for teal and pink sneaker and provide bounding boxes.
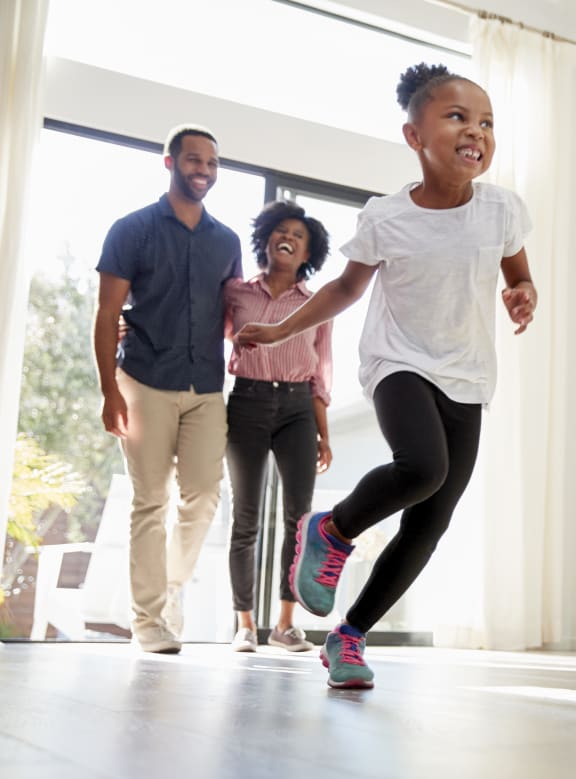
[320,623,374,689]
[289,511,354,617]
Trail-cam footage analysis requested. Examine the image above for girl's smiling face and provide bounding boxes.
[403,79,496,185]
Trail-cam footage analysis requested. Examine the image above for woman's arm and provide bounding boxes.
[311,317,334,473]
[313,397,332,474]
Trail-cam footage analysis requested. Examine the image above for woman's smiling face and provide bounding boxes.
[266,218,311,272]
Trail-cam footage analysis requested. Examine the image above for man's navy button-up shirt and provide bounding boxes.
[96,194,243,392]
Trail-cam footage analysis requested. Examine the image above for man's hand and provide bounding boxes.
[101,387,129,438]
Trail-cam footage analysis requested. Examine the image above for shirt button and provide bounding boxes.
[272,381,279,388]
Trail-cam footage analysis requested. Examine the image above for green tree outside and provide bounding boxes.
[1,250,124,629]
[17,249,124,541]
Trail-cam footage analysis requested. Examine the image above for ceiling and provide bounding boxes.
[321,0,576,44]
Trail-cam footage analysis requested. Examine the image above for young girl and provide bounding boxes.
[225,201,333,653]
[235,63,537,688]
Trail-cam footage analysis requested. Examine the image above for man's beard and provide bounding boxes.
[173,165,211,202]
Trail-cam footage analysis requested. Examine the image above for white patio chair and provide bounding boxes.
[30,473,132,640]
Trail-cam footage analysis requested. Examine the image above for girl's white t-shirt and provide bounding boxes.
[340,181,531,406]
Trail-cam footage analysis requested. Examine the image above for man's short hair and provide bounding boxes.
[163,124,218,158]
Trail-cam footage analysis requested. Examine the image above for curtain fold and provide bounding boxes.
[0,1,50,587]
[435,18,576,650]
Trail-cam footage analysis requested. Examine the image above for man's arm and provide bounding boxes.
[93,272,131,437]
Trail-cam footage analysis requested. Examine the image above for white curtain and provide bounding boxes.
[435,18,576,650]
[0,1,50,585]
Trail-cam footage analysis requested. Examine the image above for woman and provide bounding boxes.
[225,200,333,652]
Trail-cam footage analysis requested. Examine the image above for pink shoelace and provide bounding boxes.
[315,522,349,587]
[315,544,350,587]
[337,633,365,666]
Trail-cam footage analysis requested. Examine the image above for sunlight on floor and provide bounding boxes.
[466,685,576,703]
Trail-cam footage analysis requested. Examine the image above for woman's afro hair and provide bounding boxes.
[251,200,330,281]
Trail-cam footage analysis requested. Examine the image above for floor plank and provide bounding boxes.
[1,642,575,778]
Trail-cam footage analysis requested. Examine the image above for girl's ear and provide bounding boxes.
[402,122,422,151]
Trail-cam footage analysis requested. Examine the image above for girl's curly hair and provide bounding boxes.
[397,62,471,120]
[251,200,330,281]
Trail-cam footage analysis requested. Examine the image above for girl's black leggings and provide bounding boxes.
[332,371,482,633]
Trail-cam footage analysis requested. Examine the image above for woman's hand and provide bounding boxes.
[317,437,332,473]
[118,315,129,342]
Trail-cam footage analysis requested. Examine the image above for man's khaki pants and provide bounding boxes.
[117,369,227,636]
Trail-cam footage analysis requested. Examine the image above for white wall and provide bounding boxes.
[44,57,420,195]
[313,0,470,49]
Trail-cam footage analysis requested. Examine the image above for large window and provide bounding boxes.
[3,127,389,644]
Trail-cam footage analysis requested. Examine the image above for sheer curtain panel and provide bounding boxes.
[0,0,50,586]
[436,17,576,650]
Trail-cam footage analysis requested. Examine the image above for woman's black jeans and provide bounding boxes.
[226,378,318,612]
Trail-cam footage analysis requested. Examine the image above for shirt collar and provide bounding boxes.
[158,193,215,230]
[252,273,311,298]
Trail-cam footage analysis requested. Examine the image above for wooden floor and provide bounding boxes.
[1,641,576,779]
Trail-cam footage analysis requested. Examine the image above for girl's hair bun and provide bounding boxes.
[396,62,452,111]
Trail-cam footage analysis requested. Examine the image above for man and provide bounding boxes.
[94,125,242,653]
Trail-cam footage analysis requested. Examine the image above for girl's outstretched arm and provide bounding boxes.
[235,260,377,346]
[501,248,537,335]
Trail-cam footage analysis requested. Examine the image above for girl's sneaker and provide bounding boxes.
[320,623,374,689]
[289,512,354,617]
